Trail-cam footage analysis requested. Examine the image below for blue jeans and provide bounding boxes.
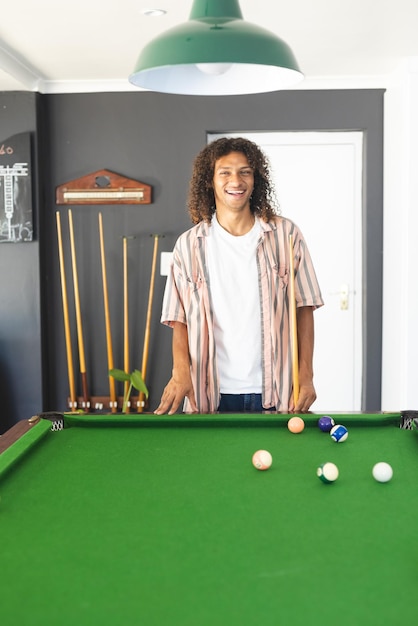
[218,393,275,413]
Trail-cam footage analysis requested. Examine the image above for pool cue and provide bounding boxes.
[123,236,130,404]
[289,234,299,406]
[56,211,77,411]
[98,213,117,412]
[68,209,89,408]
[138,233,162,412]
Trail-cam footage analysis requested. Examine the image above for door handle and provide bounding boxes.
[340,283,349,310]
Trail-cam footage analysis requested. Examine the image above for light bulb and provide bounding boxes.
[195,63,233,76]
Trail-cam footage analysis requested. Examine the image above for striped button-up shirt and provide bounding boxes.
[161,216,324,412]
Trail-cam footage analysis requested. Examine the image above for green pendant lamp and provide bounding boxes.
[129,0,303,95]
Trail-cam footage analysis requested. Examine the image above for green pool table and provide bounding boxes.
[1,412,417,626]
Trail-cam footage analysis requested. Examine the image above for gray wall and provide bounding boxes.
[0,93,43,432]
[0,88,384,430]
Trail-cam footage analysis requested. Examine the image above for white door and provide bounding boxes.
[208,131,363,411]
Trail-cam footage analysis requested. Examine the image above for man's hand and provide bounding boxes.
[155,321,198,415]
[154,373,197,415]
[289,382,317,413]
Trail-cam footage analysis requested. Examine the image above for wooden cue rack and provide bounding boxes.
[68,395,149,413]
[56,169,152,206]
[56,169,154,413]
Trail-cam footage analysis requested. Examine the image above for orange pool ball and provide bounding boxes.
[287,416,305,434]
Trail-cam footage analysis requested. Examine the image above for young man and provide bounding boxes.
[155,137,324,415]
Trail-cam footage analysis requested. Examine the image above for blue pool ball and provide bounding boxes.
[330,424,349,443]
[318,416,335,432]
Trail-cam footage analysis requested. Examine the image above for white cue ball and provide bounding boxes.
[252,450,273,471]
[372,462,393,483]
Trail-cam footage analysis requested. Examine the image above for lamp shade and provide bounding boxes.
[129,0,303,95]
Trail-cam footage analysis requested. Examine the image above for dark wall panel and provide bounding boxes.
[0,92,43,432]
[40,89,384,413]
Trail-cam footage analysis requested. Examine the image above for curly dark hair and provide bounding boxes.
[188,137,279,224]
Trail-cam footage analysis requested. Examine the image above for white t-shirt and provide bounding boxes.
[207,213,262,393]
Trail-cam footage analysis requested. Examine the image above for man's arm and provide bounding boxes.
[292,306,317,412]
[154,321,198,415]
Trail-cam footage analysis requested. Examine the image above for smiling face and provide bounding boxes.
[212,151,255,216]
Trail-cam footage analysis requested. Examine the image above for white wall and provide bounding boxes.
[382,58,418,410]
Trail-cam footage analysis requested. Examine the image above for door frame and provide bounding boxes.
[208,118,383,411]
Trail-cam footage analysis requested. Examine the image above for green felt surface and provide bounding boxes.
[1,414,417,626]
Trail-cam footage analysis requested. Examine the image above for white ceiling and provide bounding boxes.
[0,0,417,93]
